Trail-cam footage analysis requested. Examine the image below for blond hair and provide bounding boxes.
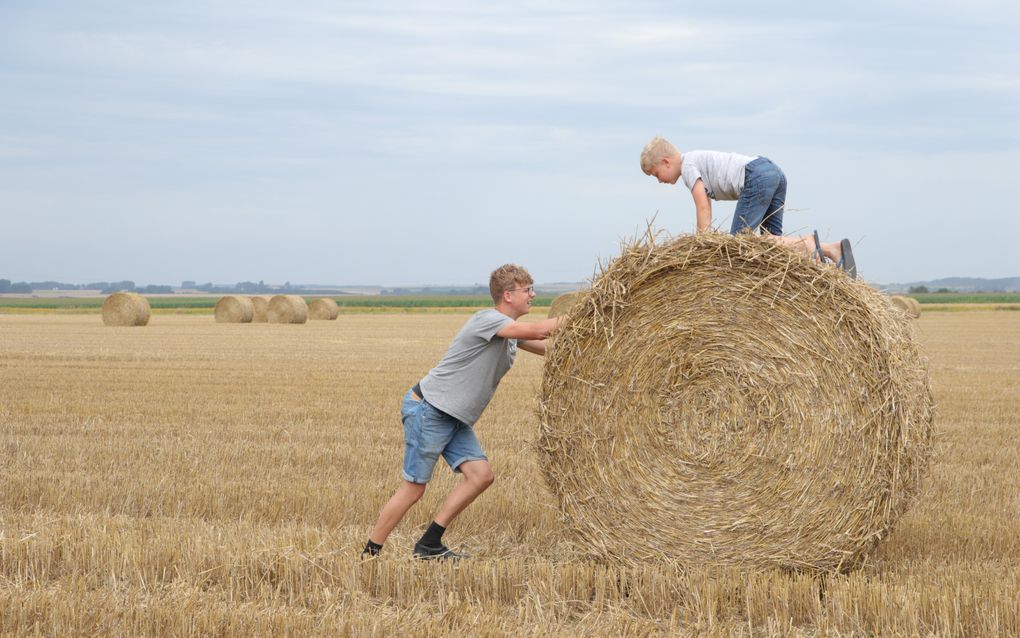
[639,136,679,174]
[489,264,534,303]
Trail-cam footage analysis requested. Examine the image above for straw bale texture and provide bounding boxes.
[101,292,151,327]
[250,296,270,323]
[214,295,254,323]
[267,295,308,324]
[890,295,922,318]
[548,291,581,319]
[538,232,935,573]
[308,297,340,320]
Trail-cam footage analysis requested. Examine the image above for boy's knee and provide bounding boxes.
[402,482,427,503]
[475,469,495,489]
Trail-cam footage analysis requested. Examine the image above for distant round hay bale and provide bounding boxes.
[250,296,270,323]
[101,292,151,327]
[548,291,581,319]
[214,295,254,323]
[267,295,308,324]
[308,297,340,320]
[890,295,922,318]
[539,233,935,573]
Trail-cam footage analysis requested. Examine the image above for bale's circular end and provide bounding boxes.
[308,297,340,320]
[890,295,922,318]
[548,291,581,319]
[539,233,935,573]
[267,295,308,324]
[250,296,270,323]
[102,292,151,326]
[214,295,254,323]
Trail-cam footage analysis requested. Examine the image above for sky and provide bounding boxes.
[2,0,1017,286]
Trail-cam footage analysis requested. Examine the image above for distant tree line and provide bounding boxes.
[0,278,173,294]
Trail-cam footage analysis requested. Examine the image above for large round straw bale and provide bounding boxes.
[308,297,340,320]
[250,296,270,323]
[538,232,935,573]
[267,295,308,324]
[214,295,254,323]
[101,292,151,327]
[890,295,921,319]
[548,291,581,319]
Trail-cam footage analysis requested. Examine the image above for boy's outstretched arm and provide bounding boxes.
[517,339,547,356]
[692,179,713,233]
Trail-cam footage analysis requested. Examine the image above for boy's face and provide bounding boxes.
[503,281,535,317]
[649,155,681,184]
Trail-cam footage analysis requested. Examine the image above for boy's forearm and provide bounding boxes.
[696,205,713,233]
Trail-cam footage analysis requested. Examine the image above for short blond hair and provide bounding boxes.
[489,264,533,303]
[639,136,679,174]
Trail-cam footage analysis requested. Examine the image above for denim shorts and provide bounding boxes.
[731,157,787,235]
[401,388,487,484]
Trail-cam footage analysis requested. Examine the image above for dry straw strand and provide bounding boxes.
[101,292,151,327]
[214,295,255,323]
[308,297,340,320]
[267,295,309,324]
[538,231,935,573]
[250,296,270,323]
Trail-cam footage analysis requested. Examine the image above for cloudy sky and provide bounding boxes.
[2,0,1017,286]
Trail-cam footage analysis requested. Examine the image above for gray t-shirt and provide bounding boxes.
[680,150,758,200]
[418,308,517,425]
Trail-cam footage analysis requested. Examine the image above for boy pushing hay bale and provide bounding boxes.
[538,231,935,573]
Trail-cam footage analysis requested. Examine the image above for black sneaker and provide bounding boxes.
[412,541,469,561]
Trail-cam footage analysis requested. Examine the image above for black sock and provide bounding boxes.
[418,521,446,547]
[363,539,383,556]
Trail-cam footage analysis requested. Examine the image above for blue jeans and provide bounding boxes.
[731,157,786,235]
[400,388,487,484]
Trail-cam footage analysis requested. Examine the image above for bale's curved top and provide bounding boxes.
[308,297,340,320]
[250,296,270,323]
[102,292,151,327]
[267,295,308,324]
[538,232,935,573]
[548,291,581,319]
[214,295,254,323]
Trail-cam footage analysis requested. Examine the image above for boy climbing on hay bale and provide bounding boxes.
[363,264,564,561]
[640,135,857,278]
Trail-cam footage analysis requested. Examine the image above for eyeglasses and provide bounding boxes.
[507,286,535,294]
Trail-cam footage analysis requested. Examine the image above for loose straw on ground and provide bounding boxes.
[102,292,151,326]
[267,295,308,324]
[538,231,935,573]
[214,295,254,323]
[308,297,340,320]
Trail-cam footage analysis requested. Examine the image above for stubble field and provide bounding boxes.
[1,311,1018,636]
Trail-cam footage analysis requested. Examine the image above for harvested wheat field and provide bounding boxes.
[1,310,1018,636]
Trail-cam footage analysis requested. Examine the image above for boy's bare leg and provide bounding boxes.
[433,459,495,527]
[369,480,427,545]
[764,234,841,263]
